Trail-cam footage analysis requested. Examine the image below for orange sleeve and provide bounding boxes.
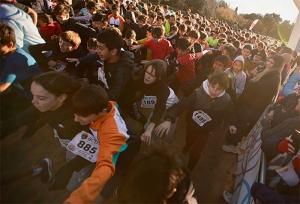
[119,16,125,33]
[64,115,127,203]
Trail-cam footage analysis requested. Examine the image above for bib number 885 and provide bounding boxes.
[77,141,97,154]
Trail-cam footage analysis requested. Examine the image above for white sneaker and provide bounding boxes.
[222,144,238,154]
[223,191,232,204]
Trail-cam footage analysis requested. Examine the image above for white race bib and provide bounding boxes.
[98,67,109,89]
[276,163,299,186]
[192,110,212,127]
[66,131,99,163]
[141,95,157,109]
[54,129,71,147]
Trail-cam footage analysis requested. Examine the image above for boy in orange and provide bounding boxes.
[65,85,140,203]
[108,4,125,32]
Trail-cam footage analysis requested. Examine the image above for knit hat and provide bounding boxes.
[250,182,285,204]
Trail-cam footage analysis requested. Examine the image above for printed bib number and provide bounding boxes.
[192,110,212,127]
[48,60,67,71]
[276,163,300,186]
[141,95,157,109]
[98,67,109,89]
[66,131,99,163]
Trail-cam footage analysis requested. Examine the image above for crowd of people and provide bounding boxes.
[0,0,299,203]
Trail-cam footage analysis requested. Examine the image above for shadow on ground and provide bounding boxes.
[1,112,237,203]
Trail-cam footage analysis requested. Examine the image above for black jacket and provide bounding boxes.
[237,71,281,113]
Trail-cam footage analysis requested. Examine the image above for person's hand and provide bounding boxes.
[277,137,295,154]
[177,89,185,100]
[130,44,141,50]
[251,68,259,77]
[286,137,296,154]
[66,58,80,66]
[229,125,237,134]
[77,78,89,86]
[51,35,59,41]
[164,54,170,61]
[195,52,203,59]
[267,110,274,120]
[141,130,152,146]
[155,121,171,137]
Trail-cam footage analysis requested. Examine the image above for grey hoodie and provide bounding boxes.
[224,55,246,96]
[0,3,45,53]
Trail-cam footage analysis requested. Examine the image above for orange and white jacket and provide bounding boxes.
[108,14,125,32]
[65,101,129,203]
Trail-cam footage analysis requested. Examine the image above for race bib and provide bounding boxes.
[48,60,67,71]
[98,67,109,89]
[66,131,99,163]
[192,110,212,127]
[141,95,157,109]
[54,129,71,148]
[276,163,299,186]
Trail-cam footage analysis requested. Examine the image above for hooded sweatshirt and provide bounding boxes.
[225,55,246,96]
[104,51,135,103]
[165,79,236,132]
[0,3,45,53]
[123,11,139,37]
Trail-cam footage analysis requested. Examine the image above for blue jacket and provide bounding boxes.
[282,73,300,97]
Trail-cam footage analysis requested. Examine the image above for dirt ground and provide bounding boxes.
[0,111,237,203]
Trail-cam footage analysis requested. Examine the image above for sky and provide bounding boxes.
[224,0,299,23]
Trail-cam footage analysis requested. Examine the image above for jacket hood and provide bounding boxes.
[0,3,24,19]
[124,11,136,23]
[202,79,225,98]
[232,55,244,71]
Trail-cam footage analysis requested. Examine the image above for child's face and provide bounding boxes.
[266,58,275,69]
[87,46,98,54]
[125,38,133,46]
[92,21,106,31]
[31,82,64,112]
[149,17,155,25]
[138,20,145,28]
[37,19,46,27]
[208,83,224,98]
[253,55,262,62]
[56,14,69,24]
[74,113,99,125]
[144,66,157,84]
[232,60,243,73]
[241,49,251,58]
[146,31,152,40]
[59,39,76,53]
[188,37,196,43]
[125,18,132,24]
[96,42,113,61]
[87,8,96,15]
[112,9,118,16]
[178,30,186,37]
[169,29,176,36]
[214,61,225,71]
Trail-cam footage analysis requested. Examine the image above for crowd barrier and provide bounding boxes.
[232,64,299,204]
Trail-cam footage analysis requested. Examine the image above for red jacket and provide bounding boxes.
[39,23,62,42]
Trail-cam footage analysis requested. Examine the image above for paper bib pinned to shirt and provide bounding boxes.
[192,110,212,127]
[66,131,100,163]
